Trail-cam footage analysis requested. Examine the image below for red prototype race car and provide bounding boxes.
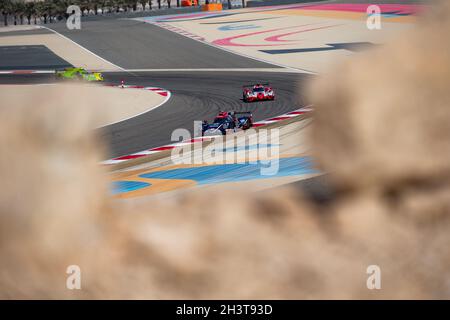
[242,83,275,102]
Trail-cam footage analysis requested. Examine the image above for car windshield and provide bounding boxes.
[253,87,264,92]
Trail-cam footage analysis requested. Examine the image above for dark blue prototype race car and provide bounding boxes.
[202,111,253,136]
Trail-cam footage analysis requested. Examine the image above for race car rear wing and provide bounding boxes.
[231,111,253,116]
[242,83,270,88]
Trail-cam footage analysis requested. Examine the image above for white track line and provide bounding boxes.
[0,70,54,74]
[40,26,126,72]
[123,68,303,73]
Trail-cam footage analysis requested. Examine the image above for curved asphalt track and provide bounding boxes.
[102,71,311,158]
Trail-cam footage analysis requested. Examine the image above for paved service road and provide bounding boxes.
[0,45,72,70]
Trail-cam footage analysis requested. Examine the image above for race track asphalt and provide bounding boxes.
[101,71,311,158]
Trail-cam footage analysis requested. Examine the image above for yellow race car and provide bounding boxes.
[55,67,103,82]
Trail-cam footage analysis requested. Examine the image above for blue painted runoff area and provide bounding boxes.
[215,144,280,153]
[139,156,318,185]
[112,181,151,194]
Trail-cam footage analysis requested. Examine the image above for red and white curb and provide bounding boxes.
[102,106,313,166]
[104,83,170,97]
[0,70,54,74]
[152,22,206,41]
[252,107,313,127]
[98,83,172,128]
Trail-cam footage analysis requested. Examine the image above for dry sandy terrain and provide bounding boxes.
[0,84,166,128]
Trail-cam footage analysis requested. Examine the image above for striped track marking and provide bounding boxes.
[0,70,54,74]
[102,106,313,166]
[145,20,315,74]
[104,83,170,97]
[252,107,312,127]
[153,22,206,41]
